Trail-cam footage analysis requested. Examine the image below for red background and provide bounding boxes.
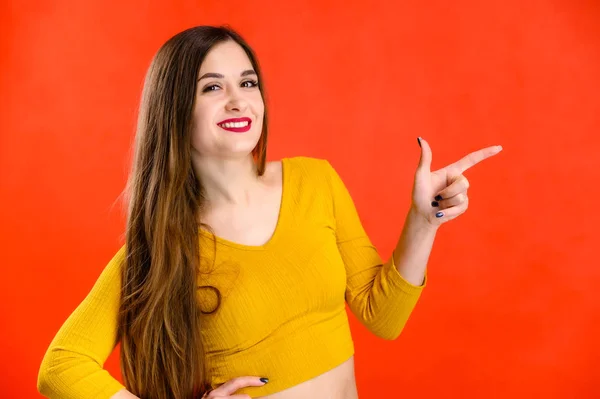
[1,0,599,397]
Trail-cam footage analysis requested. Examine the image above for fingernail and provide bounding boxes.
[417,137,421,147]
[434,195,443,201]
[435,211,444,218]
[260,378,269,384]
[431,201,439,207]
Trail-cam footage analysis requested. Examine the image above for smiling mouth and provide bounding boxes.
[217,120,251,133]
[219,121,249,128]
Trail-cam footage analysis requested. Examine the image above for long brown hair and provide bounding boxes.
[117,26,269,398]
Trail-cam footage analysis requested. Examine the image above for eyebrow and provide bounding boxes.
[198,70,257,81]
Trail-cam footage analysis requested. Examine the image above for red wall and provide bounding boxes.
[1,1,598,397]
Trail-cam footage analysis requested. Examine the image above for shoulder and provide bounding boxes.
[102,244,127,278]
[283,156,333,176]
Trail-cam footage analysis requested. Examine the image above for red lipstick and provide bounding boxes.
[217,117,252,133]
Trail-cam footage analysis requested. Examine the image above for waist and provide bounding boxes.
[206,308,355,398]
[258,355,358,399]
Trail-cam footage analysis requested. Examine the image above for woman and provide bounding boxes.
[37,25,502,399]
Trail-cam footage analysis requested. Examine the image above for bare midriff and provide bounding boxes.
[256,356,358,399]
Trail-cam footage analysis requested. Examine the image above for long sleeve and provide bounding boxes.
[324,160,426,340]
[37,245,127,398]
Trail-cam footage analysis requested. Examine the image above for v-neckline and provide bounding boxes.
[199,157,288,251]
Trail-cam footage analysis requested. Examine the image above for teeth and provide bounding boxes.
[220,121,249,128]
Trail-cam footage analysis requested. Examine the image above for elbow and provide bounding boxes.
[349,296,418,341]
[37,346,75,397]
[37,346,125,398]
[378,330,403,341]
[361,311,411,340]
[37,350,59,397]
[368,324,405,341]
[37,366,53,397]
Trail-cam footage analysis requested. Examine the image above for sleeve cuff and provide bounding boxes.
[383,251,427,294]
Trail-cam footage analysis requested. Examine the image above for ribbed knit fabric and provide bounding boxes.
[37,156,426,398]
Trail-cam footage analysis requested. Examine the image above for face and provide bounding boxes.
[191,40,264,159]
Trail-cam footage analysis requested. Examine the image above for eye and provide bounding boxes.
[242,79,259,88]
[202,84,221,93]
[201,80,258,93]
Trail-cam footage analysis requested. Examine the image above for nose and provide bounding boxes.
[225,88,248,113]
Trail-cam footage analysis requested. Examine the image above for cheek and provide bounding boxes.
[190,103,215,152]
[252,98,265,127]
[193,100,211,126]
[190,129,209,154]
[254,95,265,114]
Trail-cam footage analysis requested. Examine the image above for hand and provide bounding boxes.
[411,137,502,227]
[201,376,268,399]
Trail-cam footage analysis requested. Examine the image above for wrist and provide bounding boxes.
[407,205,439,234]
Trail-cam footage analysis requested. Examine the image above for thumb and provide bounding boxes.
[417,137,432,174]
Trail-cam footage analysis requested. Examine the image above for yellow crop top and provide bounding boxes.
[37,156,426,398]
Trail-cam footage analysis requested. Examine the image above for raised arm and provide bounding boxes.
[324,160,426,340]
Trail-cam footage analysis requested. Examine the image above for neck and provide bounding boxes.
[193,155,260,208]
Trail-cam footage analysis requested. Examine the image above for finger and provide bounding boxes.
[434,175,469,201]
[446,145,502,174]
[416,137,433,174]
[213,377,268,396]
[432,192,468,209]
[433,196,469,222]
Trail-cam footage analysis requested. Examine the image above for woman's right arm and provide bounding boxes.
[37,245,131,398]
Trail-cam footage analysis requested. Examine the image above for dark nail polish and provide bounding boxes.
[436,211,444,218]
[431,201,439,207]
[417,137,421,147]
[260,378,269,383]
[434,195,443,201]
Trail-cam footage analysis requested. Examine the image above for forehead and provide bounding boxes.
[198,40,253,75]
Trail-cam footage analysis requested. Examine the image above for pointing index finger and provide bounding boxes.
[448,145,503,174]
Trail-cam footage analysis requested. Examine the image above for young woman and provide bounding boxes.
[37,25,502,399]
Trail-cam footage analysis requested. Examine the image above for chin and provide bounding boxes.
[231,141,261,155]
[233,131,262,149]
